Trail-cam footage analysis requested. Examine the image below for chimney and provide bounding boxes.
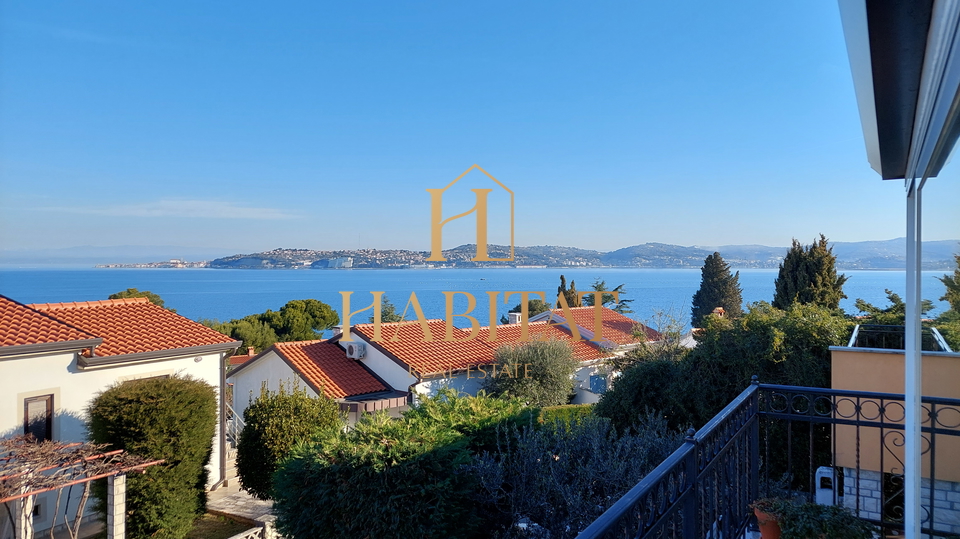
[508,312,522,325]
[247,346,255,357]
[712,307,726,318]
[331,325,343,338]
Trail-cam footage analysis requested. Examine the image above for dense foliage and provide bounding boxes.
[236,383,342,499]
[273,391,530,539]
[274,412,478,539]
[597,302,852,430]
[690,252,743,327]
[483,339,579,407]
[772,234,848,310]
[753,498,875,539]
[87,376,217,539]
[500,298,552,324]
[938,253,960,312]
[108,288,173,311]
[854,289,934,326]
[470,413,681,538]
[402,389,535,453]
[202,298,340,352]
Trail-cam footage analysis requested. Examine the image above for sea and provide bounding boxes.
[0,268,952,332]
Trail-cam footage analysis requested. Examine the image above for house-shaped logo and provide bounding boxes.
[426,165,515,262]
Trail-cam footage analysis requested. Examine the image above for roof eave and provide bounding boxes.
[0,338,104,359]
[78,341,240,369]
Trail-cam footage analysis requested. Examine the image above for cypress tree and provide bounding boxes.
[772,234,848,310]
[691,252,743,327]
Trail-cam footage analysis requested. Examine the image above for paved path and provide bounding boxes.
[207,484,274,524]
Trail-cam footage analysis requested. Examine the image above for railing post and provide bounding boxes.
[750,376,760,505]
[682,428,698,539]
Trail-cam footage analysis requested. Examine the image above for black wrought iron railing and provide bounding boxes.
[576,380,960,539]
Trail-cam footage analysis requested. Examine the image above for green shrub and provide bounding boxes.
[594,359,687,431]
[470,413,681,538]
[596,302,852,432]
[483,338,579,407]
[273,412,480,539]
[87,375,217,539]
[538,404,593,426]
[402,389,535,453]
[236,382,343,499]
[752,498,875,539]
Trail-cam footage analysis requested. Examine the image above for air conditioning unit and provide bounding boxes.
[344,342,367,360]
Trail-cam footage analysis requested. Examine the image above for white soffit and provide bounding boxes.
[839,0,882,177]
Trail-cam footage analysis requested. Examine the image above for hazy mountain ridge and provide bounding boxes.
[204,239,959,270]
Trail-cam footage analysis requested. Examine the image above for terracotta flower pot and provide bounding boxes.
[754,507,782,539]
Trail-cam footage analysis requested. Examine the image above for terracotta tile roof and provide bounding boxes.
[29,298,237,357]
[351,318,610,376]
[477,321,609,361]
[271,340,388,399]
[0,295,97,348]
[547,306,662,345]
[352,320,494,375]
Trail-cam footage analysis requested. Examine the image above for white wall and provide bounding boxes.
[1,347,227,535]
[228,351,318,418]
[342,332,418,391]
[413,370,484,398]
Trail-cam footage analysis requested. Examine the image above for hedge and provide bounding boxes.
[236,382,342,499]
[273,413,479,539]
[87,375,217,539]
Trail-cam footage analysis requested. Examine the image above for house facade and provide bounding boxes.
[0,295,239,538]
[227,306,660,424]
[228,339,409,425]
[830,326,960,532]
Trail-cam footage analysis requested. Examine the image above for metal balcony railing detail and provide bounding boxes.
[576,380,960,539]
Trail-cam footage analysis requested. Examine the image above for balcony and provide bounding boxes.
[576,379,960,539]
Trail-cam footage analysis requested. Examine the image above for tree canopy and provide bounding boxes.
[370,294,404,323]
[202,298,340,352]
[690,252,743,327]
[483,339,578,407]
[500,298,552,324]
[556,275,581,308]
[583,278,634,314]
[108,288,174,312]
[854,289,934,326]
[772,234,848,310]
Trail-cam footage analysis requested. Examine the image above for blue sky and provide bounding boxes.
[1,1,957,254]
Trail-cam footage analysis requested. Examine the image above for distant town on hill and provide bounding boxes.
[81,238,960,270]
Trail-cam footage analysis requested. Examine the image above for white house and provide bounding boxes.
[228,340,409,425]
[336,306,661,405]
[0,295,240,538]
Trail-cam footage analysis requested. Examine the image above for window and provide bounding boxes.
[24,395,53,441]
[589,374,608,394]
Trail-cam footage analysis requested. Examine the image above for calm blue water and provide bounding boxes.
[0,268,951,330]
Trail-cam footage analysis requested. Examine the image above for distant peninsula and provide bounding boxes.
[93,239,959,271]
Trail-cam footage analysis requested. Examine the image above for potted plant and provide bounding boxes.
[750,498,876,539]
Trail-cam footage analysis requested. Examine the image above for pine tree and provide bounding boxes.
[691,252,743,327]
[937,253,960,313]
[772,234,848,310]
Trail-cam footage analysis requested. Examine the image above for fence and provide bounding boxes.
[576,379,960,539]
